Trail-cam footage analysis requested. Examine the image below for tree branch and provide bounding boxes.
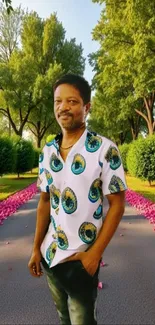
[19,106,23,122]
[40,121,54,138]
[144,96,153,123]
[0,108,8,118]
[28,126,37,137]
[135,108,149,124]
[6,106,19,134]
[113,39,134,47]
[27,120,38,130]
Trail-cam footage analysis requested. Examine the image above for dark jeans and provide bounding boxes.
[41,257,100,325]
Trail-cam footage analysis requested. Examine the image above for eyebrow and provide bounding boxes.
[54,96,79,100]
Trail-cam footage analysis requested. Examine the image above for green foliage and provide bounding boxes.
[87,91,132,144]
[127,136,155,184]
[0,4,23,61]
[13,139,35,176]
[0,136,17,175]
[118,143,130,172]
[127,140,144,178]
[90,0,155,136]
[0,8,85,147]
[2,0,13,14]
[33,148,41,168]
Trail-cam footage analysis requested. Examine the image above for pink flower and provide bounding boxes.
[98,282,103,289]
[0,183,38,225]
[100,261,106,267]
[125,189,155,231]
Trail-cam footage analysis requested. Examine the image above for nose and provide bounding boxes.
[59,100,70,112]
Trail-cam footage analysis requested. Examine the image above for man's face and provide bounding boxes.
[54,83,90,130]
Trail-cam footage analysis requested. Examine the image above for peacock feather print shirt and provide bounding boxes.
[37,129,127,268]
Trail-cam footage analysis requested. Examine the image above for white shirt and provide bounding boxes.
[37,129,127,268]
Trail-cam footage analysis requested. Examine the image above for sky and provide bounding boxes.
[12,0,103,84]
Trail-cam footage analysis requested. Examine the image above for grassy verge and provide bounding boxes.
[126,175,155,203]
[0,169,38,201]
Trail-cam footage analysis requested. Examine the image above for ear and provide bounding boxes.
[84,102,91,116]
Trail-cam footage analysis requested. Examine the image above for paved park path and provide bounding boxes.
[0,194,155,325]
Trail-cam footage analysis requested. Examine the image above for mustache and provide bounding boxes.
[58,112,73,117]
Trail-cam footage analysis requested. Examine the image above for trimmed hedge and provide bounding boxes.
[0,137,17,176]
[119,143,130,172]
[127,135,155,184]
[33,148,41,168]
[13,139,35,177]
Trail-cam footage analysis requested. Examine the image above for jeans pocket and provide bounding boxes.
[79,260,93,278]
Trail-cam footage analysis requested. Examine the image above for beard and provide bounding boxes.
[58,115,85,131]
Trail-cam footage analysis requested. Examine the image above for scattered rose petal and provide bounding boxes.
[100,261,106,267]
[126,189,155,231]
[6,241,10,244]
[98,281,103,289]
[0,183,38,226]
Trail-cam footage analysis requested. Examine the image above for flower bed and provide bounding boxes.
[126,189,155,231]
[0,183,38,225]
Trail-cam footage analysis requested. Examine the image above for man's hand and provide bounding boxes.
[66,251,101,277]
[28,248,43,278]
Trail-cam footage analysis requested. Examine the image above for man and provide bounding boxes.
[28,74,127,325]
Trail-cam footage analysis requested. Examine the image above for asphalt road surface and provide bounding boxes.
[0,194,155,325]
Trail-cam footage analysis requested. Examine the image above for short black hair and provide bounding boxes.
[53,74,91,105]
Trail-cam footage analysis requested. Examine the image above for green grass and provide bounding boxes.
[0,169,38,201]
[126,175,155,203]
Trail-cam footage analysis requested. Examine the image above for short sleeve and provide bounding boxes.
[101,142,127,196]
[37,148,50,193]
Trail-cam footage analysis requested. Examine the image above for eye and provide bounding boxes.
[54,99,61,104]
[69,100,78,105]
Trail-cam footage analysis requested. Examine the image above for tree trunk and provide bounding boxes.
[147,122,154,135]
[131,127,137,140]
[129,117,140,140]
[8,120,11,137]
[119,132,126,145]
[135,93,155,135]
[149,180,152,186]
[37,137,41,148]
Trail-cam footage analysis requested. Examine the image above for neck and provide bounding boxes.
[60,124,86,149]
[62,124,86,141]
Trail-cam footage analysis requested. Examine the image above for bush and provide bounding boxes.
[33,148,41,168]
[13,139,35,177]
[127,136,155,185]
[0,137,17,176]
[119,143,130,172]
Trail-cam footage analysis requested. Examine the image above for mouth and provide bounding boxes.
[59,114,72,120]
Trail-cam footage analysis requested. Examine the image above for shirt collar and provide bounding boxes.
[54,129,88,153]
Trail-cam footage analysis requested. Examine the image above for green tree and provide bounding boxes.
[88,88,136,144]
[13,138,35,177]
[90,0,155,136]
[2,0,13,14]
[0,4,23,62]
[0,10,85,147]
[0,136,16,175]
